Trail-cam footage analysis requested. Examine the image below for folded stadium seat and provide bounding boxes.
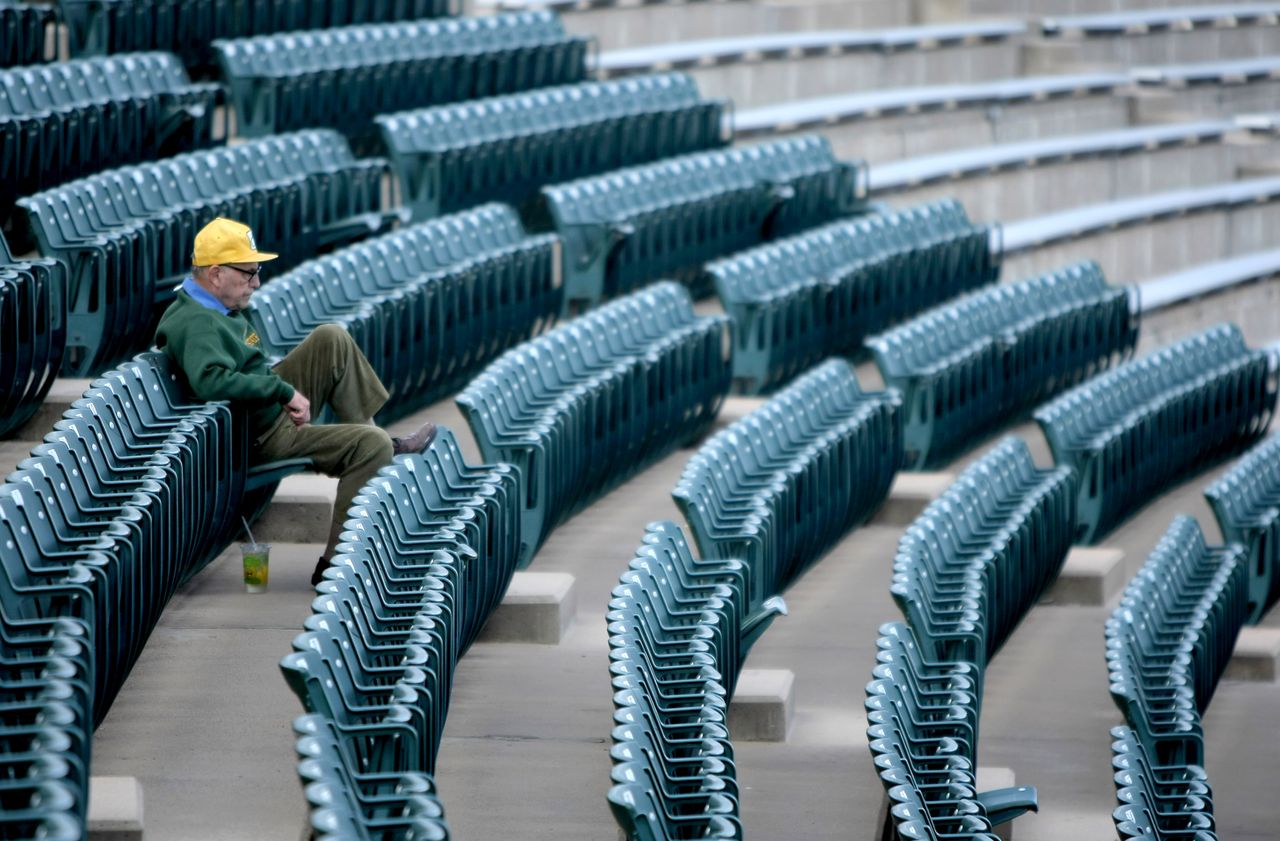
[607,520,776,841]
[1111,727,1218,841]
[1035,324,1277,544]
[19,130,405,377]
[377,72,730,222]
[0,1,57,68]
[457,282,732,566]
[1105,516,1247,841]
[293,715,450,841]
[892,437,1076,674]
[542,135,866,315]
[1205,434,1280,623]
[709,199,999,395]
[673,359,901,618]
[0,233,68,438]
[0,53,220,213]
[866,621,1038,841]
[56,0,452,72]
[215,13,588,151]
[870,259,1139,469]
[248,204,561,420]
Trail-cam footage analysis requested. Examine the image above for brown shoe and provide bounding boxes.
[392,422,438,456]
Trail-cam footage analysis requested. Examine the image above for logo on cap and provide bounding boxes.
[246,229,258,251]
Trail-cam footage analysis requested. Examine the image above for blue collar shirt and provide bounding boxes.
[181,276,231,315]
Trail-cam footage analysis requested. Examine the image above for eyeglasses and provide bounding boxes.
[221,264,261,281]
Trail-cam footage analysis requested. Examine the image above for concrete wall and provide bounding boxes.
[1000,202,1280,284]
[1138,275,1280,353]
[686,41,1023,110]
[554,0,910,50]
[969,0,1254,16]
[788,93,1132,164]
[1136,80,1280,123]
[877,139,1280,221]
[1026,26,1280,73]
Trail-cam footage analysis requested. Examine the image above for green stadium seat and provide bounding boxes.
[1035,325,1276,544]
[248,204,560,421]
[542,135,866,315]
[19,130,404,376]
[0,233,67,438]
[1204,434,1280,623]
[673,359,901,616]
[1110,725,1217,841]
[0,1,57,68]
[711,199,998,395]
[377,72,729,221]
[215,13,588,149]
[870,260,1138,469]
[457,282,732,566]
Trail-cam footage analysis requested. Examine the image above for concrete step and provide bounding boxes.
[1000,200,1280,289]
[9,378,92,442]
[252,474,336,545]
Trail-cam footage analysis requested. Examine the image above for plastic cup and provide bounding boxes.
[241,543,270,593]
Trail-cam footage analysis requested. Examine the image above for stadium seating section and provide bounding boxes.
[1106,516,1250,841]
[1205,434,1280,622]
[458,282,731,566]
[1036,324,1276,544]
[870,259,1139,469]
[543,135,866,314]
[0,52,221,219]
[0,0,56,66]
[281,427,520,838]
[607,520,778,841]
[673,359,901,614]
[377,73,729,222]
[19,129,403,377]
[4,2,1280,839]
[709,200,998,395]
[0,232,66,437]
[249,203,561,421]
[215,13,589,149]
[57,0,452,71]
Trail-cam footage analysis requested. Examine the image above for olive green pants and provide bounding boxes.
[254,324,392,559]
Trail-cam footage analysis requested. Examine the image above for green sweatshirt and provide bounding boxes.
[154,289,294,435]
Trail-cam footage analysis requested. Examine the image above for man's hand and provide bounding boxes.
[286,391,311,427]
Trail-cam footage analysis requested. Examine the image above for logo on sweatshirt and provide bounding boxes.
[245,329,261,347]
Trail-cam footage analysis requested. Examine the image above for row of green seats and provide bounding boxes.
[57,0,451,71]
[458,282,732,567]
[608,521,781,841]
[709,199,997,396]
[215,13,588,147]
[1204,434,1280,622]
[1106,516,1248,840]
[673,359,901,618]
[19,130,403,377]
[1035,325,1276,544]
[0,351,251,832]
[867,622,1037,841]
[0,605,89,840]
[891,437,1075,679]
[377,72,729,221]
[543,135,866,315]
[248,204,561,421]
[1,52,219,213]
[281,429,520,838]
[0,233,66,438]
[0,1,57,67]
[1110,726,1215,841]
[870,260,1138,469]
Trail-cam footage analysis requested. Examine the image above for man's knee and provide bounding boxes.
[311,323,351,349]
[353,426,394,468]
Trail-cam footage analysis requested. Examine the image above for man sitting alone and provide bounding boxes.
[155,217,435,585]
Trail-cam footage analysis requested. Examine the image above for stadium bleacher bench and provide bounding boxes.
[1137,247,1280,312]
[1133,54,1280,87]
[593,20,1027,77]
[733,72,1129,138]
[1042,5,1280,39]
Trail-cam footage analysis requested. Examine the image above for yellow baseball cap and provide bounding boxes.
[192,218,279,267]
